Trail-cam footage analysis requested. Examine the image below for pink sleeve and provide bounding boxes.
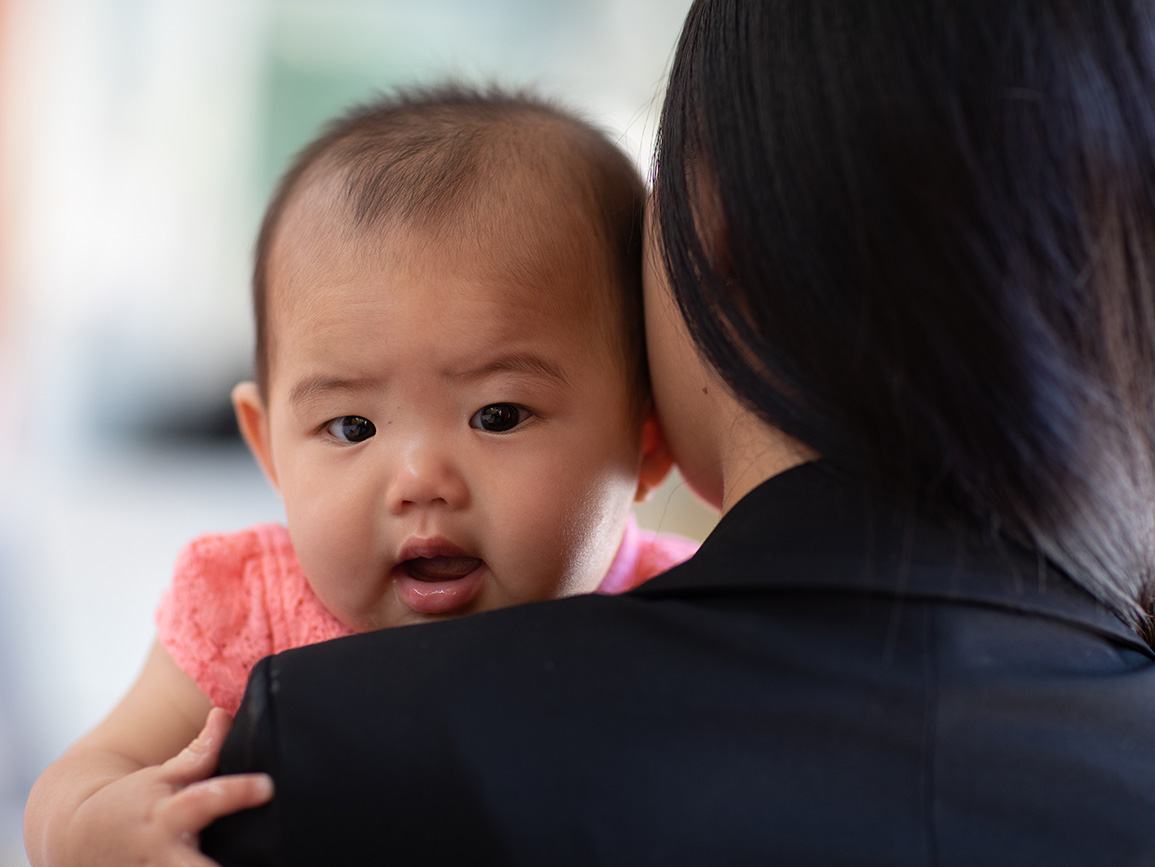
[155,524,351,714]
[630,527,699,589]
[596,514,699,595]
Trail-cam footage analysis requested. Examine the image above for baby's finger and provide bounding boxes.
[163,708,235,786]
[164,773,275,836]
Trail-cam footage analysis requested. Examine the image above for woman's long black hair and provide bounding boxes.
[655,0,1155,641]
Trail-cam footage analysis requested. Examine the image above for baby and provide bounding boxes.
[25,85,697,865]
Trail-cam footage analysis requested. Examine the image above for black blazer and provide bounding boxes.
[203,462,1155,866]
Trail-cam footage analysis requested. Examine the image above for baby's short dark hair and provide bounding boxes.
[252,83,648,414]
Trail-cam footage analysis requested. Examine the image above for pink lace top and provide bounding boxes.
[156,516,698,714]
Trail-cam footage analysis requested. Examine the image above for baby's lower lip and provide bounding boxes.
[394,557,485,615]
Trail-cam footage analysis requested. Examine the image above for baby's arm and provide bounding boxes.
[24,639,274,866]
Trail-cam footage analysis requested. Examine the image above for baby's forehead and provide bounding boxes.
[262,201,625,386]
[294,119,603,228]
[268,144,618,306]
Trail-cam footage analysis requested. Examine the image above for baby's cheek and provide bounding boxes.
[285,500,365,611]
[520,477,633,599]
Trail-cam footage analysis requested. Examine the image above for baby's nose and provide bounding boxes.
[384,442,470,514]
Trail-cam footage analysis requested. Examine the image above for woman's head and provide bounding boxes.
[651,0,1155,638]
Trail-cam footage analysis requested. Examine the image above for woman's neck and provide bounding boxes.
[674,374,818,515]
[717,407,817,514]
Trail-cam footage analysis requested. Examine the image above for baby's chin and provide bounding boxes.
[338,564,601,632]
[341,604,472,633]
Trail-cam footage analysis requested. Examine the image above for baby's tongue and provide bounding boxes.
[405,556,482,581]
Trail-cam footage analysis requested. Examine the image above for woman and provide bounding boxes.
[203,1,1155,864]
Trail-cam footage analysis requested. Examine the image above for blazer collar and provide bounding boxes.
[637,461,1152,656]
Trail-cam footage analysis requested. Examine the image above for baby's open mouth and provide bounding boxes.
[393,538,486,615]
[394,553,486,615]
[401,555,483,582]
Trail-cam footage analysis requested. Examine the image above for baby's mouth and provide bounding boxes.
[393,539,486,615]
[401,555,483,582]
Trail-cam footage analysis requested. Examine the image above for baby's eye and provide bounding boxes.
[325,416,376,443]
[469,403,531,433]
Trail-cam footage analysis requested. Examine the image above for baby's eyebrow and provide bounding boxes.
[448,353,570,386]
[288,376,377,408]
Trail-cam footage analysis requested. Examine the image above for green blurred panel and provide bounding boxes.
[256,3,420,201]
[258,61,394,199]
[253,0,610,201]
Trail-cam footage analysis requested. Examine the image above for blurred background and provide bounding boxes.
[0,0,712,862]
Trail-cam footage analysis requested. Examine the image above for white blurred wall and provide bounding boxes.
[0,2,711,863]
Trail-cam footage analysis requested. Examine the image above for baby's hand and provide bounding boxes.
[63,708,274,866]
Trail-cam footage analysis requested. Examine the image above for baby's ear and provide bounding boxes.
[635,410,674,503]
[232,381,279,492]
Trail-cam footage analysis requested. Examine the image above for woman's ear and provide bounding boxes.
[635,410,675,503]
[232,381,279,492]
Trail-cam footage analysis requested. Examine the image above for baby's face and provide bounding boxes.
[246,211,646,630]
